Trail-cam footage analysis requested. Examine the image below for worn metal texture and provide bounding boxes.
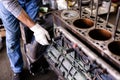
[52,8,120,70]
[46,27,120,80]
[49,1,120,79]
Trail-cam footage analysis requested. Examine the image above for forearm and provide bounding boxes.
[0,0,36,28]
[17,9,36,28]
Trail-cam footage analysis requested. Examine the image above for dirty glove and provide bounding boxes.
[57,0,67,10]
[30,23,50,45]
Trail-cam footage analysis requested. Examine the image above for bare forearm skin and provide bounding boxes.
[17,9,36,28]
[0,0,36,28]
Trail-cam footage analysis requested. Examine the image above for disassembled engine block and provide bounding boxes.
[45,0,120,80]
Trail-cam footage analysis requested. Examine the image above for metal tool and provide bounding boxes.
[105,0,112,27]
[114,7,120,40]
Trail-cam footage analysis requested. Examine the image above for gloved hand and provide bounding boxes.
[57,0,67,10]
[30,23,50,45]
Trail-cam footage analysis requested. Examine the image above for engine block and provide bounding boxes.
[45,2,120,80]
[46,27,120,80]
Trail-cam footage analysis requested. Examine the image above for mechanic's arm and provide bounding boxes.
[18,9,51,45]
[17,9,35,28]
[1,0,50,45]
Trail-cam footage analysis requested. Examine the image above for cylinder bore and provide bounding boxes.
[73,19,94,29]
[108,41,120,55]
[61,10,79,20]
[89,29,112,41]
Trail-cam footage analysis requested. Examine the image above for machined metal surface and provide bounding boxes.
[52,8,120,70]
[61,10,79,20]
[51,3,120,79]
[46,27,120,80]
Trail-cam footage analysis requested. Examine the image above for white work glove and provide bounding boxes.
[57,0,67,10]
[30,23,50,45]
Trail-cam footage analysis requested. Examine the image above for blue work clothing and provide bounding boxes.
[0,0,41,73]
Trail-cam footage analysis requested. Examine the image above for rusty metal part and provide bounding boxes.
[107,7,120,57]
[54,27,120,80]
[52,3,120,79]
[53,1,120,80]
[88,29,112,41]
[73,18,94,29]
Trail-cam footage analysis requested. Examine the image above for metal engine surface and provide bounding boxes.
[45,5,120,80]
